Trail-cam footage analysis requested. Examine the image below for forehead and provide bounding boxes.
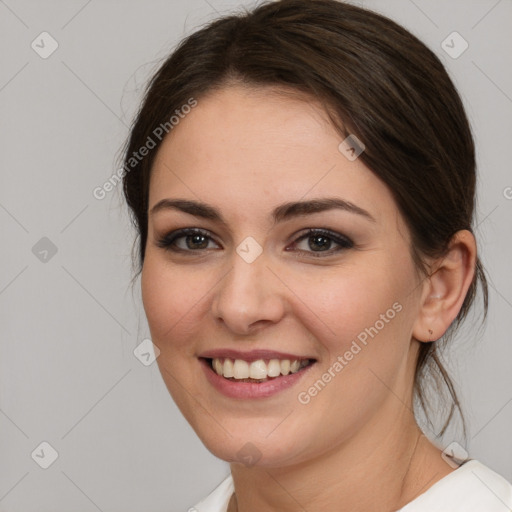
[156,85,339,170]
[148,85,399,228]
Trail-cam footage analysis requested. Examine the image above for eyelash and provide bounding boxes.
[156,228,354,258]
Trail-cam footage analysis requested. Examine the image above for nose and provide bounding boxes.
[211,250,286,336]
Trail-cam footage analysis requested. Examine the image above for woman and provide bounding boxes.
[121,0,512,510]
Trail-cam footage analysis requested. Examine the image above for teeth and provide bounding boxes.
[280,359,290,375]
[249,360,267,379]
[233,359,249,379]
[211,357,310,380]
[213,358,223,375]
[223,358,234,378]
[267,359,281,377]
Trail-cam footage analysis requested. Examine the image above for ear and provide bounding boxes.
[412,230,477,342]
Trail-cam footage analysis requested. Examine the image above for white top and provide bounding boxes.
[190,459,512,511]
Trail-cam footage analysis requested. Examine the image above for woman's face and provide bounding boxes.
[142,85,425,467]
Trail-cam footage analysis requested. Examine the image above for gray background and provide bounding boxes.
[1,0,511,511]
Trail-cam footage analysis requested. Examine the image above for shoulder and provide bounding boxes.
[189,474,234,512]
[188,461,512,512]
[399,459,512,511]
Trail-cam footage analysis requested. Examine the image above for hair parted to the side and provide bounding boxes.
[120,0,488,441]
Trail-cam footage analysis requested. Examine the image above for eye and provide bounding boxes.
[287,228,354,257]
[156,228,221,252]
[156,227,353,257]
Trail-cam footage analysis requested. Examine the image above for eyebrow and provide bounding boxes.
[149,197,376,224]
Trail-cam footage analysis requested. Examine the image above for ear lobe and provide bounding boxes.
[412,230,477,342]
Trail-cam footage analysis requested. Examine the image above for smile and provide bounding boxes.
[209,357,312,382]
[199,350,316,399]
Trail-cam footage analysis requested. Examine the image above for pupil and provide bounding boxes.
[310,235,330,251]
[187,234,208,249]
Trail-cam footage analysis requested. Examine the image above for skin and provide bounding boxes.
[141,84,477,511]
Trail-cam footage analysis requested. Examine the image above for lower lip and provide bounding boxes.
[200,359,314,399]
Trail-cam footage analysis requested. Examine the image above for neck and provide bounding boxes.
[228,402,453,512]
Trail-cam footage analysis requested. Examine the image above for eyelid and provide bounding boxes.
[289,228,354,256]
[155,227,221,251]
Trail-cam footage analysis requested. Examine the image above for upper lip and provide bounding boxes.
[198,349,315,362]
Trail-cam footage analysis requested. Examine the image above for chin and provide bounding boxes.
[189,418,315,469]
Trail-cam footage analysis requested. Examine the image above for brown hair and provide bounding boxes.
[121,0,488,440]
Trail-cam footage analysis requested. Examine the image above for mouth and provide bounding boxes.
[203,357,314,383]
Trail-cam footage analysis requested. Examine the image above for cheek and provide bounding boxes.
[290,270,414,418]
[140,255,206,417]
[140,254,204,351]
[291,265,407,350]
[291,260,418,414]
